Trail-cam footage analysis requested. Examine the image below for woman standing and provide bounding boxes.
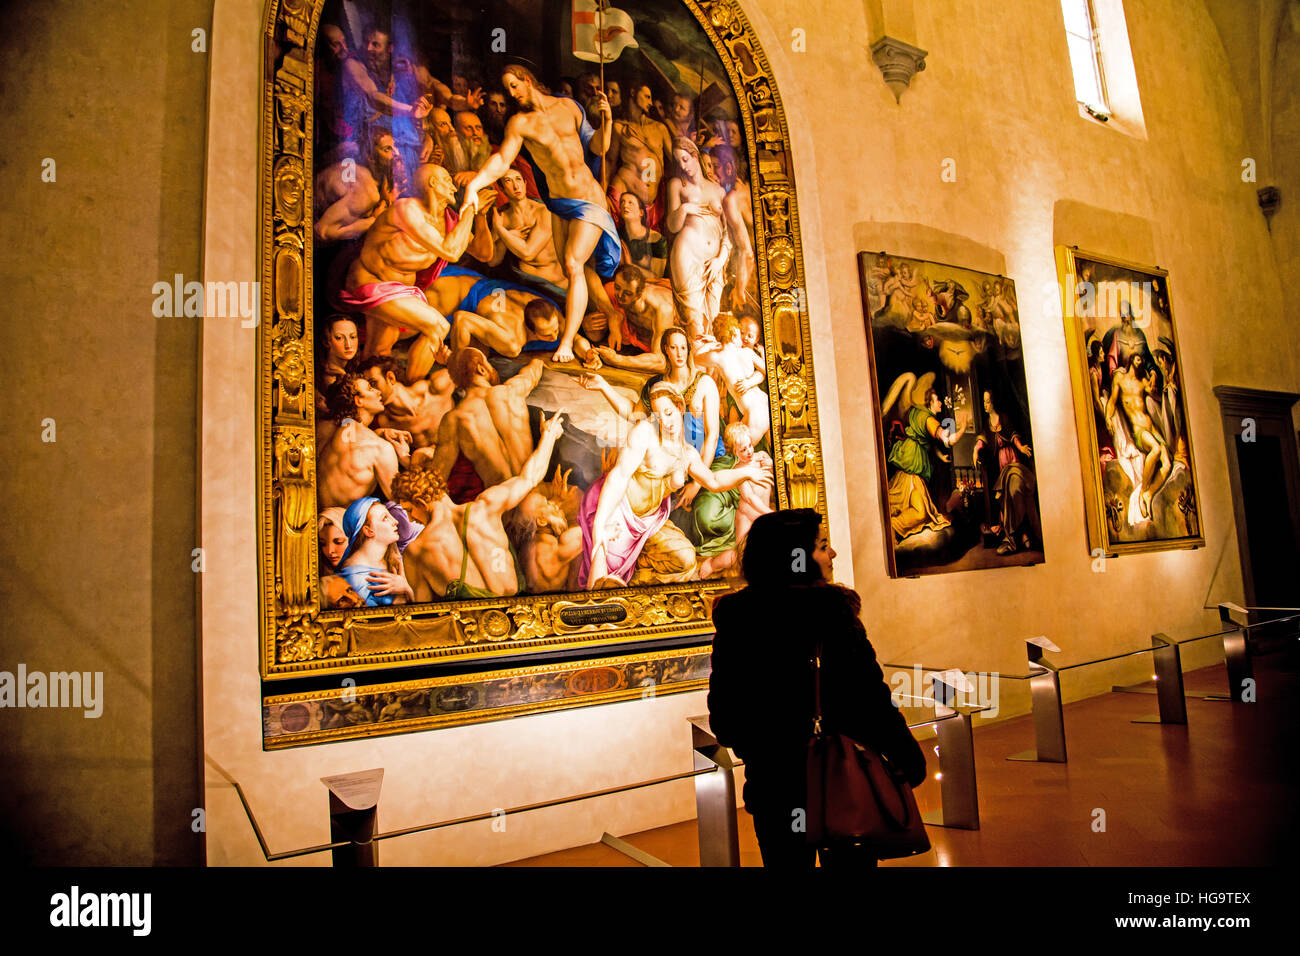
[708,509,927,866]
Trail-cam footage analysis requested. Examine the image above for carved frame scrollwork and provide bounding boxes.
[257,0,828,728]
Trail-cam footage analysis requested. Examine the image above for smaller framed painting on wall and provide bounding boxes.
[857,252,1045,578]
[1055,247,1204,556]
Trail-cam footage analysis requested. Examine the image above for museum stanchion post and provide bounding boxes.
[1011,630,1201,757]
[1125,634,1188,725]
[1007,638,1067,763]
[688,715,741,868]
[1110,612,1300,707]
[321,769,384,868]
[1207,602,1257,703]
[917,673,983,830]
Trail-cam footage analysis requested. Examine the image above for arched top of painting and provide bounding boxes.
[680,0,794,191]
[272,0,793,189]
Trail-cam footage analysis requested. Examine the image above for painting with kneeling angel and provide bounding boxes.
[859,252,1046,577]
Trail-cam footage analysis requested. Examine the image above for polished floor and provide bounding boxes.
[503,653,1299,866]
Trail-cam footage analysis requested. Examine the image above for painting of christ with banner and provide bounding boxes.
[309,0,772,608]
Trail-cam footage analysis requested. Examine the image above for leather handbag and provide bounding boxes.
[805,639,931,858]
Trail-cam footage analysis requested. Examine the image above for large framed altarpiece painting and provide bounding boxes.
[257,0,826,746]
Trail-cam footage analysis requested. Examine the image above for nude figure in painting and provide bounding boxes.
[664,137,731,345]
[462,65,619,365]
[391,413,565,599]
[339,164,478,382]
[698,313,769,446]
[430,350,546,489]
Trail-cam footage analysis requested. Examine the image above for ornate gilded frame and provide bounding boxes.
[1055,246,1205,556]
[258,0,827,742]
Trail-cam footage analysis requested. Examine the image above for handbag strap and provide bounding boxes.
[811,637,823,735]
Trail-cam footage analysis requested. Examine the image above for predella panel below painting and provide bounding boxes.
[859,252,1045,577]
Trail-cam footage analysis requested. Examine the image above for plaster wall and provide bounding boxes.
[0,0,209,865]
[1269,4,1300,328]
[817,0,1297,694]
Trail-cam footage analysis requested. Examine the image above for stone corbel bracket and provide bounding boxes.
[870,35,927,103]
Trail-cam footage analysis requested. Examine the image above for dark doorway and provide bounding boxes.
[1214,387,1300,610]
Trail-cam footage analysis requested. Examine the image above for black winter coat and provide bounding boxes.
[707,582,927,814]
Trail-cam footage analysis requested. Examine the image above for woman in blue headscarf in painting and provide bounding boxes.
[333,497,415,607]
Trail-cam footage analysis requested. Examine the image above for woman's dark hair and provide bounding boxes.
[739,508,824,588]
[981,376,1028,437]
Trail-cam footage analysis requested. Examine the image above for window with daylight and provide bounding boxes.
[1061,0,1109,117]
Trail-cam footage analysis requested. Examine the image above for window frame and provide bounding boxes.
[1062,0,1112,119]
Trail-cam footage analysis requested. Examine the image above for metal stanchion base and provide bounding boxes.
[923,695,981,830]
[920,809,977,830]
[1007,750,1065,762]
[600,833,671,867]
[1111,684,1218,701]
